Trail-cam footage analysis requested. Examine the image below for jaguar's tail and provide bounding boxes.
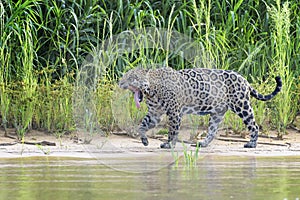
[250,76,282,101]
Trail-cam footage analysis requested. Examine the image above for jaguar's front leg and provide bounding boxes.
[138,110,163,146]
[160,112,181,149]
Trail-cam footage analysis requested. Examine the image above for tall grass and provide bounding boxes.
[0,2,10,135]
[267,1,299,137]
[11,19,37,139]
[0,0,299,139]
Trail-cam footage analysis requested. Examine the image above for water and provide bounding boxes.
[0,155,299,200]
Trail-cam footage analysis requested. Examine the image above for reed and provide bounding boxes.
[267,1,298,137]
[9,17,38,139]
[171,142,200,168]
[183,142,200,167]
[0,2,10,135]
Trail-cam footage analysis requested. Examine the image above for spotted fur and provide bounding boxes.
[119,67,282,148]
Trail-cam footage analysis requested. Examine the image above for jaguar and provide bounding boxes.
[118,67,282,149]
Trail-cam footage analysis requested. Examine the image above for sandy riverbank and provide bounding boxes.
[1,128,299,158]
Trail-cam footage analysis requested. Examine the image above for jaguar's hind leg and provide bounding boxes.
[233,102,258,148]
[242,111,259,148]
[198,112,225,147]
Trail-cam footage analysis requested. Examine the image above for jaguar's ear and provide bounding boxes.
[137,70,149,94]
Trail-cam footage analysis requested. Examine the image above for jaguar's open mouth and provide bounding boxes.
[127,86,143,108]
[133,90,143,108]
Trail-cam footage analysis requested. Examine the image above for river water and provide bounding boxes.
[0,155,299,200]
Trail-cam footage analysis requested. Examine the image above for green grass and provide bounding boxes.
[267,1,299,137]
[0,0,299,139]
[183,142,200,167]
[172,142,200,168]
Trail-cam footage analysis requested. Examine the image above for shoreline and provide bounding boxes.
[1,132,300,159]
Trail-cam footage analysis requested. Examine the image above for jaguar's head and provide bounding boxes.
[118,68,149,108]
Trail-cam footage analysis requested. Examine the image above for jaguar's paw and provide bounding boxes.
[197,141,208,148]
[160,142,172,149]
[141,137,149,146]
[244,142,257,148]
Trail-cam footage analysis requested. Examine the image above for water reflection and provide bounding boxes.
[0,156,299,200]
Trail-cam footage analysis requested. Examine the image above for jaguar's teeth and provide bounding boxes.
[138,91,143,102]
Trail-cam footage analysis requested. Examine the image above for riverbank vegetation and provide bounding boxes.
[0,0,299,140]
